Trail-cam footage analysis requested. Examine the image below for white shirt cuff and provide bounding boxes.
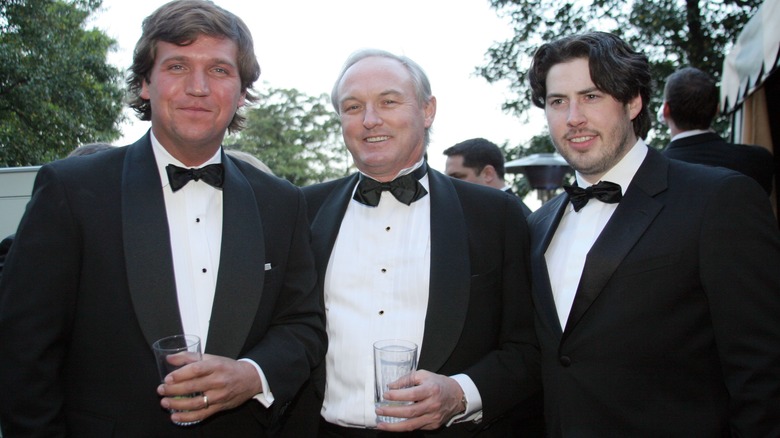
[447,373,483,426]
[238,358,274,407]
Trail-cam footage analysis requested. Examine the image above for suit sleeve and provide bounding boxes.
[699,173,780,436]
[461,196,542,423]
[0,165,79,437]
[240,187,326,409]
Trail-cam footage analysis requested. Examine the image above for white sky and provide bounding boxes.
[90,0,543,173]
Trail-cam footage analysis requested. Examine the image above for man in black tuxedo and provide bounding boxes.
[443,137,533,217]
[280,49,542,437]
[0,1,325,436]
[526,31,780,436]
[661,66,774,194]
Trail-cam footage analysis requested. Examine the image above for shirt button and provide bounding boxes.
[560,356,572,367]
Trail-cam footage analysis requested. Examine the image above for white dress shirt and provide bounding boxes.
[545,140,648,329]
[321,163,482,427]
[151,133,273,406]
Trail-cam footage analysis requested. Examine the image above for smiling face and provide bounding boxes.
[141,35,246,165]
[544,57,641,183]
[335,56,436,181]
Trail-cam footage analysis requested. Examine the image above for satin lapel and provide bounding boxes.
[562,150,668,340]
[309,175,356,285]
[418,170,470,371]
[122,133,183,348]
[206,155,265,357]
[530,195,569,338]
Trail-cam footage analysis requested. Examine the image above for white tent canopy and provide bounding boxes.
[720,0,780,114]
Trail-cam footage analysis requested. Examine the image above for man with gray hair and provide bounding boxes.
[281,48,543,437]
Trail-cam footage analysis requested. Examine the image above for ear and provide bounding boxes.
[627,93,642,120]
[423,96,436,128]
[481,164,498,183]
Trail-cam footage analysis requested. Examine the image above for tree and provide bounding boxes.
[477,0,760,148]
[227,86,348,186]
[0,0,124,166]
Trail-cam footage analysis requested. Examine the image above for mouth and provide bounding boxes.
[365,135,390,143]
[568,135,595,143]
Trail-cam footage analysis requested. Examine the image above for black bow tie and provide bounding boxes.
[166,163,225,192]
[353,164,428,207]
[563,181,623,212]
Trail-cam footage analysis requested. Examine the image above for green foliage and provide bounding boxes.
[227,86,348,186]
[0,0,124,166]
[478,0,759,149]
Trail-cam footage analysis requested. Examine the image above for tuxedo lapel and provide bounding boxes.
[418,170,470,371]
[531,194,569,337]
[122,133,183,348]
[562,150,668,339]
[308,175,356,283]
[205,155,266,357]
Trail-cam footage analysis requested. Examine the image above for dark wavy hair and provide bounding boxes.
[663,67,718,131]
[528,31,652,138]
[126,0,260,133]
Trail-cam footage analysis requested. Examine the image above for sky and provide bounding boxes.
[90,0,544,173]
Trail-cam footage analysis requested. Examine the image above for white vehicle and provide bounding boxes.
[0,166,39,238]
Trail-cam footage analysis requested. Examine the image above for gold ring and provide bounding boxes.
[203,394,209,409]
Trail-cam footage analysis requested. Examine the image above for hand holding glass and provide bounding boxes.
[374,339,418,424]
[152,334,203,426]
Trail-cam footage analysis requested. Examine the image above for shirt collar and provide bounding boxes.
[671,129,713,142]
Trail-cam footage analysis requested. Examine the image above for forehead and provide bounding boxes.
[154,35,239,63]
[338,56,415,98]
[546,57,593,93]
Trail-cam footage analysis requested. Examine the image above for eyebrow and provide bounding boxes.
[546,87,601,99]
[160,55,237,68]
[339,89,404,106]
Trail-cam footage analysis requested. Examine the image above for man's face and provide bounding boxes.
[445,155,486,185]
[141,35,245,163]
[335,56,436,182]
[544,57,641,183]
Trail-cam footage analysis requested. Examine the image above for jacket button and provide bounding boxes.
[560,356,572,367]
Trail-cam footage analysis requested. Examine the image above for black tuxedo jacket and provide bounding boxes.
[0,133,325,437]
[281,167,543,437]
[528,148,780,437]
[503,188,533,217]
[663,132,774,194]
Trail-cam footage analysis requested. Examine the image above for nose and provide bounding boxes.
[362,105,383,129]
[186,70,210,96]
[567,101,586,127]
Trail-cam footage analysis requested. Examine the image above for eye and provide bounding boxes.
[547,98,564,107]
[342,103,362,113]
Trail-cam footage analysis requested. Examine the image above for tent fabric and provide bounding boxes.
[720,0,780,114]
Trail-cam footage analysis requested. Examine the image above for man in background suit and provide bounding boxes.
[0,1,324,436]
[443,137,533,217]
[281,49,542,437]
[526,31,780,436]
[661,66,774,194]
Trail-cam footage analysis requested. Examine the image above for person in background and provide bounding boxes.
[278,48,543,438]
[660,66,774,195]
[443,137,533,217]
[68,142,115,157]
[0,1,325,436]
[225,149,274,175]
[526,31,780,436]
